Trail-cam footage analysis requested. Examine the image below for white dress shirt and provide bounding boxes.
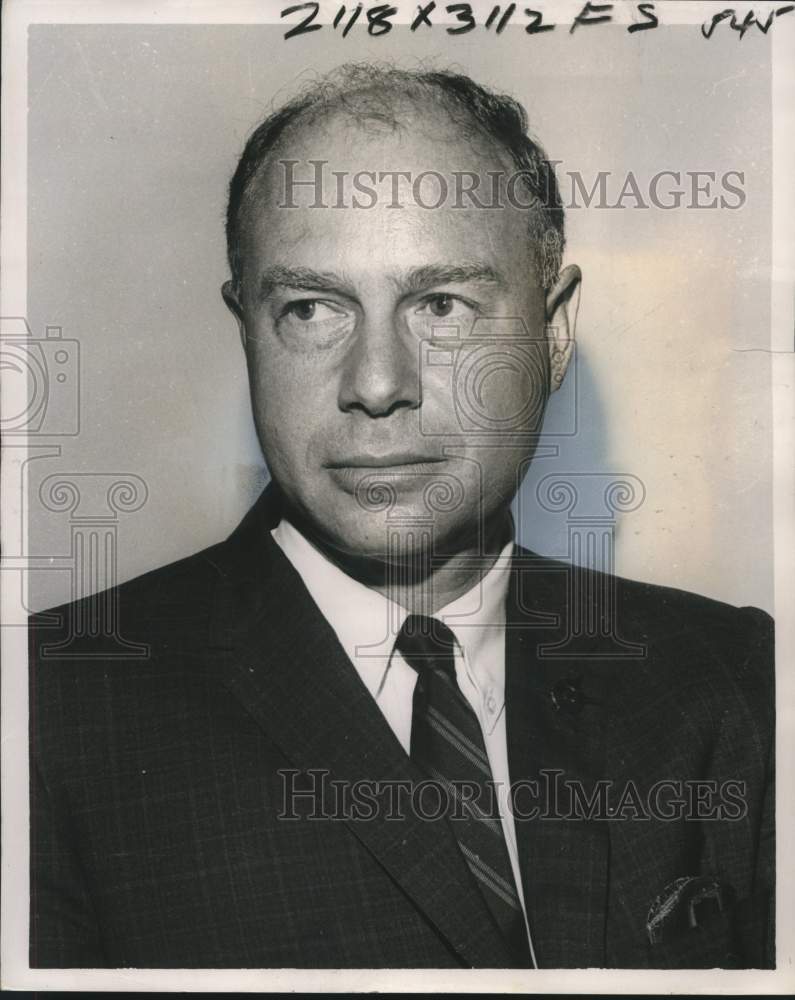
[272,517,536,963]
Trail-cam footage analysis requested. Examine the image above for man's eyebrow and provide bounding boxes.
[396,263,505,294]
[258,266,356,300]
[257,262,504,301]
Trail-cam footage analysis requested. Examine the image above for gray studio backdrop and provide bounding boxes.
[26,23,773,614]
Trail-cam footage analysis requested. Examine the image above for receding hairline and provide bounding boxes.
[237,96,522,218]
[226,64,565,290]
[253,77,520,159]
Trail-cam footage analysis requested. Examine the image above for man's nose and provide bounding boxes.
[338,318,421,417]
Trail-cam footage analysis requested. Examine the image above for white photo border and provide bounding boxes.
[2,0,793,992]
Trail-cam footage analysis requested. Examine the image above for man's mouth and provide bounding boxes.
[326,452,447,469]
[325,454,450,495]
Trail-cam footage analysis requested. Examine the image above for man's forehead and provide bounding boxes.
[234,102,536,287]
[241,195,529,289]
[242,126,522,234]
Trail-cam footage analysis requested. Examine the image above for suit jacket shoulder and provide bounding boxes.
[513,545,773,721]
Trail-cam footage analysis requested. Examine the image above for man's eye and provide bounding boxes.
[275,297,354,352]
[284,300,341,322]
[418,294,472,319]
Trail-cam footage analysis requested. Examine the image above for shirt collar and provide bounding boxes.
[271,517,514,702]
[435,542,512,698]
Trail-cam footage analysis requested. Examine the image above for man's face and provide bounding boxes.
[224,109,570,561]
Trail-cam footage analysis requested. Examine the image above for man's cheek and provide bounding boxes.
[257,401,305,475]
[417,375,466,440]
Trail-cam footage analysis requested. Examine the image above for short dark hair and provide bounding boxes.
[226,63,565,290]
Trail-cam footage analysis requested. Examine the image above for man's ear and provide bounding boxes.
[221,279,247,349]
[544,264,581,393]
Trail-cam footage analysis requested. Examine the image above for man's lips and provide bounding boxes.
[325,453,447,469]
[325,455,450,495]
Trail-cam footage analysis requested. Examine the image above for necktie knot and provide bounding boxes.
[395,614,457,678]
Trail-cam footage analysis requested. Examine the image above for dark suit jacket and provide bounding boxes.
[29,488,774,969]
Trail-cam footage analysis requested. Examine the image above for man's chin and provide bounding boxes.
[318,517,436,564]
[280,480,493,567]
[303,505,490,571]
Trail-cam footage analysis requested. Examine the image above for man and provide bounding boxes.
[29,64,774,970]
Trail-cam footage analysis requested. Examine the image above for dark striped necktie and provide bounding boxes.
[395,613,530,965]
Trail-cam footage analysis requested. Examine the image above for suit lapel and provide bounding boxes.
[206,491,516,968]
[505,551,614,968]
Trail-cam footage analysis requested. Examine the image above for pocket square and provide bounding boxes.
[646,875,732,945]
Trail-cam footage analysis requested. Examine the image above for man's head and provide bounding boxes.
[222,64,581,563]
